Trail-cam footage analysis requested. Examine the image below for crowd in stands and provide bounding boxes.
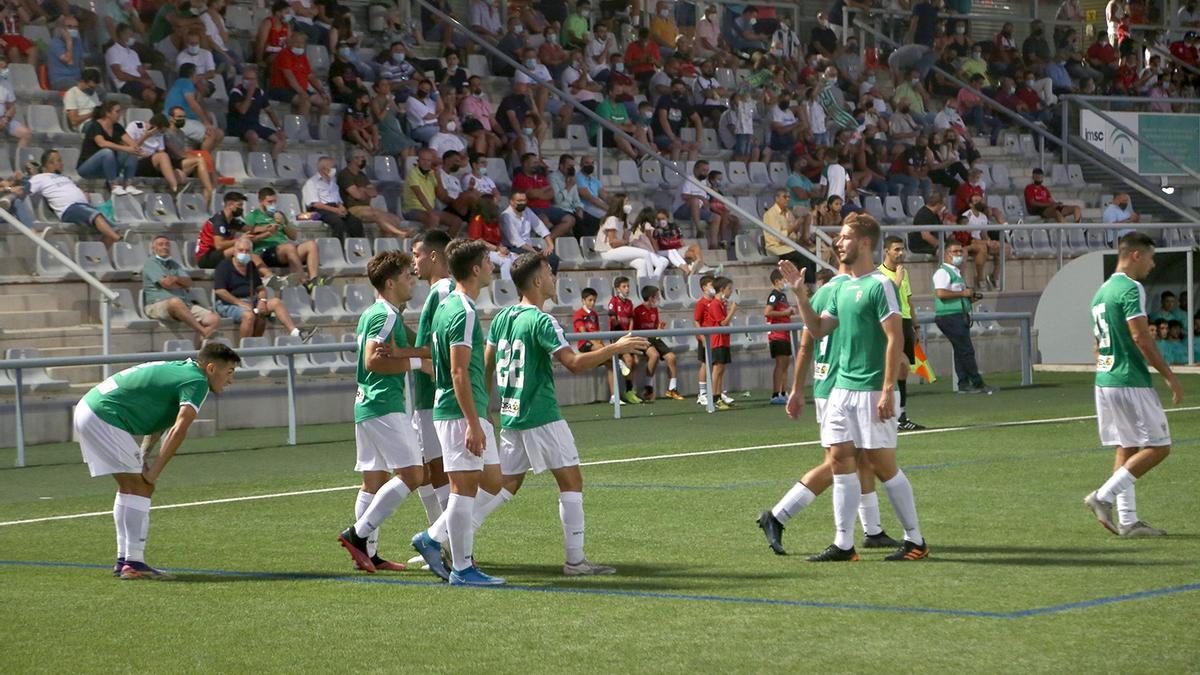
[1151,289,1199,364]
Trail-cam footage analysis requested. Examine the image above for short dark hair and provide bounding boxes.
[641,285,660,302]
[446,238,490,281]
[613,276,630,289]
[699,274,715,288]
[81,67,101,84]
[223,191,246,204]
[769,269,783,283]
[258,186,276,200]
[713,277,733,293]
[1160,290,1177,300]
[179,62,197,79]
[1118,232,1155,259]
[413,229,451,255]
[510,252,548,293]
[198,342,242,367]
[39,148,58,166]
[884,235,904,248]
[149,113,169,129]
[367,250,413,292]
[582,287,597,300]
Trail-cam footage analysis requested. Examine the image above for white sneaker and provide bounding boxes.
[696,395,709,406]
[111,185,128,196]
[720,393,735,404]
[1118,520,1167,537]
[563,559,617,576]
[609,396,626,406]
[124,185,145,196]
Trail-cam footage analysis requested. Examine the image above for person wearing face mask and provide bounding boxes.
[649,1,679,52]
[163,63,226,152]
[1024,167,1082,224]
[329,41,366,106]
[562,0,592,51]
[244,186,328,291]
[516,46,560,123]
[594,194,669,280]
[550,153,589,235]
[405,80,442,145]
[141,234,221,346]
[63,68,103,131]
[501,190,560,273]
[956,74,1002,145]
[652,78,702,161]
[378,41,418,95]
[402,147,464,234]
[461,153,498,198]
[1102,192,1141,243]
[175,27,217,93]
[47,16,83,92]
[256,0,293,64]
[269,31,331,116]
[436,149,482,226]
[497,80,544,155]
[214,236,315,340]
[932,241,993,394]
[196,191,280,278]
[105,23,161,108]
[892,68,935,127]
[301,156,364,242]
[513,152,575,237]
[428,116,468,157]
[456,75,504,157]
[625,26,664,86]
[338,148,411,239]
[227,66,288,155]
[730,6,767,54]
[694,5,720,60]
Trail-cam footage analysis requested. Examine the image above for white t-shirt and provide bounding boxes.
[594,215,628,252]
[176,48,217,76]
[960,207,989,238]
[734,100,755,135]
[717,109,736,149]
[461,172,497,196]
[63,86,102,125]
[561,65,601,102]
[291,0,315,24]
[104,43,142,86]
[405,95,438,129]
[806,100,826,134]
[516,63,552,85]
[672,176,709,212]
[438,169,463,201]
[771,105,798,135]
[933,264,965,292]
[934,109,966,132]
[29,172,87,216]
[693,74,726,107]
[585,35,615,76]
[201,12,227,51]
[428,131,467,156]
[0,83,14,117]
[823,164,848,200]
[126,120,164,155]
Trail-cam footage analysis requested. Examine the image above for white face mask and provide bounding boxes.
[291,47,305,55]
[446,120,457,132]
[622,203,633,215]
[950,254,965,266]
[187,45,200,55]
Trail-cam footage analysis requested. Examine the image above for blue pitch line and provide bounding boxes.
[1,559,1196,619]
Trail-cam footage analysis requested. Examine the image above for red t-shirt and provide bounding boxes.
[468,215,501,247]
[623,41,661,76]
[705,297,730,349]
[1170,41,1198,65]
[1086,42,1117,66]
[270,49,311,91]
[1114,64,1137,92]
[633,303,659,331]
[572,307,599,350]
[1024,183,1053,211]
[693,296,711,344]
[954,182,983,214]
[607,295,633,331]
[1015,87,1041,112]
[511,171,552,209]
[765,289,791,342]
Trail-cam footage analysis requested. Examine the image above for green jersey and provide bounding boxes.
[243,208,291,253]
[487,304,571,430]
[431,290,488,421]
[413,277,454,411]
[823,271,901,391]
[1091,272,1152,388]
[933,263,970,316]
[354,299,409,423]
[82,360,210,435]
[810,274,850,400]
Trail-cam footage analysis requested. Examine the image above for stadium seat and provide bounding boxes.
[280,286,325,324]
[144,193,180,222]
[640,160,664,187]
[9,63,54,101]
[747,161,769,186]
[274,153,305,182]
[343,283,375,314]
[239,337,287,377]
[246,152,277,179]
[767,162,787,187]
[147,70,167,91]
[730,315,750,349]
[1085,228,1109,250]
[209,76,229,102]
[34,238,72,278]
[276,193,303,222]
[660,273,687,309]
[74,242,118,280]
[373,156,401,186]
[105,288,155,328]
[1049,164,1070,187]
[282,115,313,142]
[734,233,767,263]
[342,237,370,273]
[579,236,603,267]
[667,318,692,352]
[310,285,352,322]
[1067,164,1086,188]
[556,276,581,308]
[883,195,906,223]
[475,286,497,313]
[986,194,1004,215]
[466,53,491,76]
[686,273,703,300]
[745,314,769,347]
[163,339,193,353]
[863,195,886,222]
[1065,228,1088,255]
[727,161,750,189]
[216,151,250,181]
[734,196,757,217]
[272,335,321,375]
[1002,195,1028,222]
[109,241,146,274]
[176,193,209,223]
[123,108,152,126]
[700,129,720,155]
[556,236,584,270]
[1019,134,1037,156]
[313,237,349,275]
[492,279,518,306]
[1,348,69,391]
[373,238,400,256]
[112,195,146,224]
[587,276,611,307]
[990,164,1011,191]
[485,158,510,189]
[1029,229,1057,258]
[905,195,925,217]
[405,280,430,312]
[306,45,330,73]
[27,104,63,134]
[617,160,641,188]
[566,124,588,148]
[317,115,341,143]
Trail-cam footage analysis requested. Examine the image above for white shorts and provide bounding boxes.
[819,388,898,450]
[1095,386,1172,449]
[814,397,829,428]
[74,401,143,477]
[412,409,443,462]
[434,417,500,472]
[354,413,421,472]
[499,420,580,476]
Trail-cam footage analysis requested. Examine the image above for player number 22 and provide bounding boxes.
[495,339,526,389]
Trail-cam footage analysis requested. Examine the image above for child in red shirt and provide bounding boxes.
[608,276,641,404]
[764,270,795,404]
[693,274,716,405]
[704,276,737,410]
[574,287,622,403]
[633,285,683,401]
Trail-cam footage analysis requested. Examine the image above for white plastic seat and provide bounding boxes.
[2,348,69,391]
[556,276,581,308]
[485,158,510,189]
[344,283,375,314]
[73,241,118,280]
[1067,164,1086,187]
[27,104,64,134]
[727,161,750,187]
[282,115,313,142]
[343,237,371,273]
[162,339,193,353]
[276,193,303,222]
[176,193,208,222]
[884,195,906,222]
[660,273,688,309]
[317,115,341,143]
[373,155,401,186]
[640,160,664,186]
[239,336,287,377]
[990,164,1011,191]
[35,239,72,277]
[1003,195,1027,222]
[216,151,250,180]
[555,236,584,269]
[106,288,155,328]
[143,193,180,222]
[275,334,322,374]
[306,45,330,73]
[863,195,886,222]
[905,195,925,217]
[275,153,306,182]
[314,237,349,274]
[280,286,324,324]
[373,238,401,256]
[578,236,603,268]
[111,242,145,274]
[9,63,54,101]
[312,284,353,322]
[748,162,770,185]
[246,152,277,179]
[1049,164,1070,187]
[492,279,519,306]
[617,159,641,187]
[113,194,147,223]
[734,233,767,262]
[566,124,588,148]
[768,163,787,187]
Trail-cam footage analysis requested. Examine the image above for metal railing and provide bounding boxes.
[1061,95,1200,176]
[0,315,1034,466]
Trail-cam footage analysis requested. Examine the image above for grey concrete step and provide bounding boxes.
[0,309,81,330]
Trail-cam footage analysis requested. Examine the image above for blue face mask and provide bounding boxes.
[265,204,277,214]
[235,252,252,264]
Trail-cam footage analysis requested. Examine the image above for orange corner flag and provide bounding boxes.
[913,343,937,383]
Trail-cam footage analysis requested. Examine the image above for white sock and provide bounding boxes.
[832,473,861,550]
[113,494,127,560]
[354,477,411,547]
[471,488,513,533]
[858,490,883,536]
[1116,484,1138,527]
[771,482,816,524]
[445,493,475,571]
[668,377,677,390]
[560,491,585,564]
[290,328,301,337]
[1097,467,1136,504]
[883,470,923,545]
[354,489,377,557]
[120,494,152,563]
[698,382,708,396]
[417,484,443,527]
[434,483,450,510]
[426,509,450,544]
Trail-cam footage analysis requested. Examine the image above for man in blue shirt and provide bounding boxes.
[163,63,225,152]
[1045,51,1076,95]
[48,15,85,91]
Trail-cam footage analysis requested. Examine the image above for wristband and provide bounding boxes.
[409,357,422,370]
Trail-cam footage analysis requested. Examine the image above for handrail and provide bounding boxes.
[1148,44,1200,79]
[0,207,119,303]
[1065,96,1200,184]
[852,19,1200,226]
[411,0,835,273]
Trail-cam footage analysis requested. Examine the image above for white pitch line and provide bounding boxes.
[3,405,1197,527]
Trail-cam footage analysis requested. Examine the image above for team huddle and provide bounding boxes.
[72,223,1182,581]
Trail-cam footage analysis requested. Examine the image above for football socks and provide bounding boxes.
[559,491,586,564]
[354,489,378,557]
[883,470,923,545]
[117,493,151,563]
[1116,484,1138,528]
[858,490,884,537]
[771,482,816,524]
[832,473,861,550]
[1097,466,1135,504]
[354,477,411,542]
[416,484,443,527]
[445,493,475,571]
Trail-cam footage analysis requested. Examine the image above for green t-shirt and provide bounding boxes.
[431,290,488,421]
[487,304,571,430]
[785,172,814,209]
[877,263,912,319]
[413,277,454,411]
[354,299,409,423]
[933,263,970,316]
[562,13,589,47]
[243,208,290,253]
[823,271,901,391]
[811,274,850,400]
[1148,308,1187,325]
[1092,272,1152,388]
[591,98,629,140]
[83,360,210,435]
[142,256,190,305]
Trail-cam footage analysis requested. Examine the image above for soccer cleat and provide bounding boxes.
[119,561,175,580]
[770,394,787,405]
[1083,491,1119,534]
[622,390,643,405]
[884,539,930,561]
[720,393,735,404]
[1118,520,1167,537]
[696,394,709,406]
[715,399,733,411]
[449,563,506,586]
[410,531,450,582]
[641,386,656,402]
[757,511,787,555]
[897,415,927,431]
[862,531,902,549]
[608,395,627,406]
[563,559,617,576]
[806,544,859,562]
[663,389,685,400]
[338,526,376,573]
[297,326,318,343]
[364,555,407,571]
[112,557,126,577]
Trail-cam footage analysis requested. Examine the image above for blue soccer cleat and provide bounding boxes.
[112,557,126,577]
[449,563,506,587]
[410,531,450,582]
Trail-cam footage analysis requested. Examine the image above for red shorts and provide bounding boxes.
[0,35,34,54]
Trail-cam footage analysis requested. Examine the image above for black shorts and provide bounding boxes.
[696,342,707,362]
[647,337,671,356]
[908,232,938,255]
[710,346,732,364]
[196,248,224,269]
[901,318,916,363]
[769,339,792,358]
[259,246,284,267]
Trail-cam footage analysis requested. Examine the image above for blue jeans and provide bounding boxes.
[935,313,983,388]
[77,149,138,183]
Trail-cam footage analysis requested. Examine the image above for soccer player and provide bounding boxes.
[74,343,241,579]
[705,276,737,410]
[337,251,429,573]
[1084,232,1183,537]
[608,275,642,403]
[788,213,929,561]
[475,252,649,574]
[693,274,716,406]
[573,287,626,404]
[757,264,900,556]
[764,269,795,405]
[633,285,684,401]
[877,235,926,430]
[410,238,506,586]
[411,230,454,528]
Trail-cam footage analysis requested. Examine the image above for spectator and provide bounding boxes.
[437,150,481,229]
[909,0,940,47]
[1102,192,1140,242]
[457,76,504,157]
[957,74,1002,145]
[550,153,594,236]
[1024,167,1081,223]
[763,269,794,404]
[909,190,950,255]
[704,276,736,410]
[893,70,935,126]
[562,1,592,50]
[23,149,121,251]
[105,23,160,108]
[142,234,220,347]
[469,0,503,42]
[595,194,668,279]
[957,193,1005,289]
[624,26,663,86]
[0,57,27,150]
[338,148,410,240]
[649,1,679,52]
[467,197,514,280]
[214,236,315,341]
[176,27,217,91]
[1149,290,1187,325]
[730,5,768,54]
[955,167,1005,223]
[584,20,617,76]
[301,156,363,243]
[163,63,225,152]
[371,80,419,162]
[574,287,622,403]
[640,206,707,275]
[63,68,102,132]
[244,186,326,291]
[378,41,418,95]
[607,275,642,403]
[328,44,365,106]
[1044,50,1076,95]
[575,154,609,235]
[501,190,559,272]
[771,90,804,152]
[101,0,147,50]
[995,76,1049,124]
[694,4,720,60]
[653,78,702,161]
[763,188,812,275]
[591,83,650,162]
[933,240,993,394]
[561,48,603,109]
[47,15,82,91]
[162,106,217,208]
[1169,31,1198,65]
[196,190,253,269]
[724,89,764,163]
[786,154,822,212]
[497,80,545,156]
[513,153,575,237]
[461,152,498,198]
[402,147,462,234]
[1023,19,1051,63]
[706,169,740,248]
[78,101,143,195]
[1086,31,1118,78]
[341,89,379,153]
[493,17,526,77]
[674,159,723,249]
[1162,321,1188,365]
[428,117,467,157]
[226,66,287,155]
[269,31,330,115]
[202,0,241,76]
[125,113,191,197]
